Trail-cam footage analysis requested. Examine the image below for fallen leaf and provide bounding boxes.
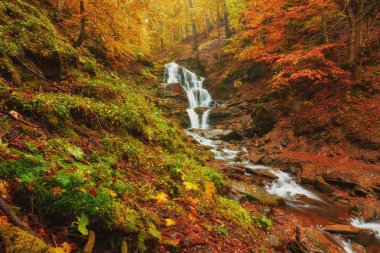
[189,208,197,221]
[165,218,176,226]
[52,186,63,196]
[187,197,199,206]
[155,192,168,204]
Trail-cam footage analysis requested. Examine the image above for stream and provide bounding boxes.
[163,62,380,252]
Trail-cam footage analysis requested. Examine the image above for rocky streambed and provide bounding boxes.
[187,128,380,253]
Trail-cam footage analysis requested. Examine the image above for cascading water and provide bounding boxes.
[163,62,378,252]
[163,62,213,129]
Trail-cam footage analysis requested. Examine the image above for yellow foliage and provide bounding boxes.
[205,182,216,200]
[155,192,169,204]
[165,218,176,226]
[189,207,197,221]
[187,197,200,206]
[183,181,199,191]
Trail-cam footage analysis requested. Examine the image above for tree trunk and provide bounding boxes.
[188,0,200,63]
[321,7,329,43]
[345,4,359,79]
[74,0,86,48]
[222,0,231,37]
[216,0,221,61]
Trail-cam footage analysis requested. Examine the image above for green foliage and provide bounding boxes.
[252,215,273,231]
[72,214,90,236]
[148,223,162,240]
[217,197,252,228]
[0,0,76,58]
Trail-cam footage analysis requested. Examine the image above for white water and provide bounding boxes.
[351,218,380,239]
[187,129,321,204]
[330,234,355,253]
[242,161,322,202]
[164,62,213,129]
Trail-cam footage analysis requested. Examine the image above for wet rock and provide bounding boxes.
[316,176,335,194]
[245,168,279,180]
[198,144,213,151]
[194,106,209,114]
[323,224,363,234]
[229,181,284,206]
[289,226,346,253]
[323,171,357,188]
[230,166,246,175]
[323,224,375,246]
[331,194,349,205]
[209,105,232,121]
[350,202,380,220]
[160,83,187,100]
[351,185,373,197]
[350,243,366,253]
[201,129,237,141]
[300,163,317,184]
[247,154,265,164]
[225,144,238,151]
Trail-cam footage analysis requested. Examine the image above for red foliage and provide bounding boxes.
[266,44,352,88]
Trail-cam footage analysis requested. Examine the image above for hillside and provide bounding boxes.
[0,1,266,252]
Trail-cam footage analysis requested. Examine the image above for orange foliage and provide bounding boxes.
[50,0,154,65]
[265,44,352,88]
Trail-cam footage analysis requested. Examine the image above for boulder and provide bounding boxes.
[160,83,187,100]
[349,202,380,220]
[289,226,346,253]
[316,176,335,194]
[245,168,279,180]
[194,106,209,115]
[350,243,366,253]
[323,224,375,246]
[323,171,357,188]
[209,105,232,121]
[201,129,237,141]
[300,163,317,184]
[351,185,373,197]
[229,181,284,206]
[323,224,363,234]
[198,144,213,151]
[247,154,266,164]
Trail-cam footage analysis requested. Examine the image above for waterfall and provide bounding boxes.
[163,62,213,129]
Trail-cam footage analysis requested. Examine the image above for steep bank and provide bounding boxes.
[0,1,269,252]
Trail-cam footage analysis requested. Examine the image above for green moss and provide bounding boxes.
[0,0,76,58]
[0,225,63,253]
[216,197,252,228]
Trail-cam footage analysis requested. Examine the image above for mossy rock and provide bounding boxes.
[0,57,20,84]
[230,181,284,206]
[0,225,64,253]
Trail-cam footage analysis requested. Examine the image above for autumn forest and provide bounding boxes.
[0,0,379,252]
